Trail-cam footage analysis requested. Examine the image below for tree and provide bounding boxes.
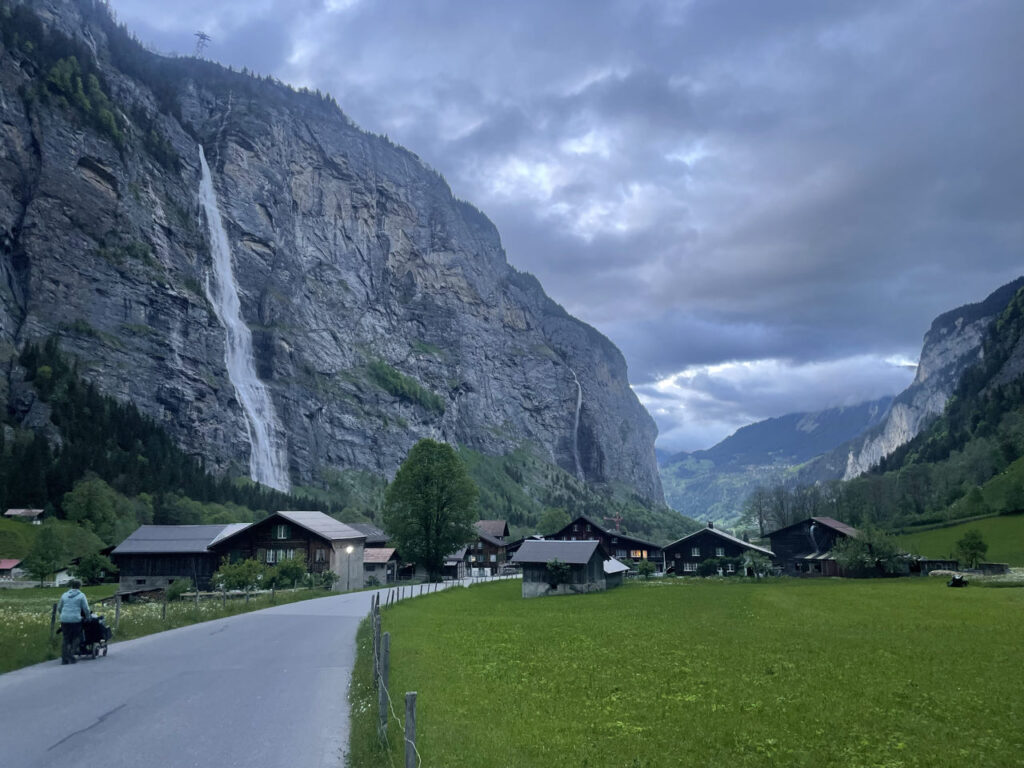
[382,439,478,580]
[636,559,656,580]
[538,506,570,535]
[832,528,902,576]
[956,529,988,568]
[23,520,66,586]
[72,551,116,585]
[268,553,306,589]
[740,486,772,536]
[213,558,266,592]
[545,558,571,588]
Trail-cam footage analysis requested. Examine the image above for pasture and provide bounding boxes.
[898,514,1024,565]
[350,577,1024,768]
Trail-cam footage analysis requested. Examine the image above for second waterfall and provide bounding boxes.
[198,146,291,492]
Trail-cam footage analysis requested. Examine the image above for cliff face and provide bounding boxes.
[803,277,1024,481]
[0,0,662,501]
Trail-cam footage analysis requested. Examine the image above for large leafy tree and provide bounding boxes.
[956,529,988,568]
[383,439,478,581]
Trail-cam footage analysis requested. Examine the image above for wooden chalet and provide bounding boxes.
[664,522,774,575]
[767,516,859,576]
[512,539,618,598]
[547,515,663,570]
[363,547,399,584]
[111,523,249,591]
[210,510,366,591]
[0,558,23,580]
[465,519,510,575]
[348,522,390,548]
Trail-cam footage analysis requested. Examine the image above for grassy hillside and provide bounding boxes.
[351,579,1024,767]
[898,515,1024,565]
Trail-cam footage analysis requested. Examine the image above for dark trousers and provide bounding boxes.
[61,621,81,663]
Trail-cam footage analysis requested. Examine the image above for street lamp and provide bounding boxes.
[344,544,354,591]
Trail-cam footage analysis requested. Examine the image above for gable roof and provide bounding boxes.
[553,515,662,550]
[112,525,239,555]
[363,547,397,564]
[766,516,860,540]
[666,523,774,557]
[4,508,43,519]
[0,558,21,570]
[347,523,389,545]
[512,539,608,565]
[603,557,630,575]
[475,519,509,540]
[274,511,366,541]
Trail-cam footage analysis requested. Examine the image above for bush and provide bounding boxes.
[165,578,193,602]
[545,558,571,588]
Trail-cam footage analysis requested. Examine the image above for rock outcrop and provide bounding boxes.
[0,0,663,501]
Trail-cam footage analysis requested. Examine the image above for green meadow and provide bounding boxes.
[350,578,1024,768]
[898,514,1024,565]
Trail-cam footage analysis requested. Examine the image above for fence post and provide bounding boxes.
[373,603,381,689]
[162,595,167,621]
[114,594,121,632]
[222,588,226,608]
[405,691,417,768]
[49,602,57,640]
[378,632,390,743]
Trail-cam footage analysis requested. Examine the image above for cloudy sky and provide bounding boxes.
[108,0,1024,454]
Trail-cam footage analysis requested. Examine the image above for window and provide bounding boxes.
[630,549,645,559]
[315,549,326,563]
[490,554,496,563]
[611,537,618,544]
[674,552,680,559]
[715,547,725,558]
[691,547,700,557]
[616,549,627,558]
[726,563,735,573]
[586,524,591,532]
[573,524,580,532]
[273,524,290,540]
[683,562,696,573]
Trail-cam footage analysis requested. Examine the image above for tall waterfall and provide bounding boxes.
[570,368,584,482]
[198,147,290,492]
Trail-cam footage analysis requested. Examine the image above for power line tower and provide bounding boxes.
[193,31,211,58]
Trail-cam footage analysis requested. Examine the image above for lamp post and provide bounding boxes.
[344,544,354,591]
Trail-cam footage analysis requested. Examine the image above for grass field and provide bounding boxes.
[350,578,1024,768]
[898,514,1024,565]
[0,585,327,674]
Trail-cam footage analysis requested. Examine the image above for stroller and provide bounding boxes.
[76,613,112,658]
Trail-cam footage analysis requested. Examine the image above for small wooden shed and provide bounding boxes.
[512,540,614,598]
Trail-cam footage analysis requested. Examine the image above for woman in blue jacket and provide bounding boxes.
[56,579,90,664]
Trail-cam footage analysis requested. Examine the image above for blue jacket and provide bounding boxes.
[57,588,90,623]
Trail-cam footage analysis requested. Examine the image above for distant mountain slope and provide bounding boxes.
[660,398,892,525]
[800,276,1024,483]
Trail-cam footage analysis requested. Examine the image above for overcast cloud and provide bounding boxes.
[108,0,1024,453]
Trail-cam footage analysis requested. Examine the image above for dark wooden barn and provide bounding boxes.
[767,516,860,576]
[512,539,615,598]
[465,519,510,575]
[664,522,774,575]
[111,523,249,591]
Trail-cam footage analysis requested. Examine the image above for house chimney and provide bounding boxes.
[707,521,714,529]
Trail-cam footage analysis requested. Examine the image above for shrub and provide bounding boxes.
[165,578,193,602]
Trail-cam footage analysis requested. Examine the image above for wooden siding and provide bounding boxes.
[664,530,752,576]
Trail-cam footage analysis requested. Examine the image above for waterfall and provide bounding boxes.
[198,146,290,492]
[570,368,584,482]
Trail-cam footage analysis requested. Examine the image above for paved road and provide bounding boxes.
[1,588,382,768]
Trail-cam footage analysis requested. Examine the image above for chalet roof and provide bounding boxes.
[666,523,774,557]
[558,515,662,550]
[0,558,21,570]
[513,539,607,565]
[112,525,237,555]
[766,516,860,540]
[209,523,252,546]
[446,547,468,563]
[274,511,365,541]
[4,508,43,519]
[475,519,509,540]
[347,523,389,545]
[603,557,630,575]
[363,547,397,564]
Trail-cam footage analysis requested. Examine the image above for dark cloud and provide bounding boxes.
[109,0,1024,451]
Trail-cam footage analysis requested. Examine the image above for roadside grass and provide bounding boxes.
[898,514,1024,565]
[350,578,1024,768]
[0,585,329,674]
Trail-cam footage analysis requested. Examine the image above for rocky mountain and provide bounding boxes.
[801,276,1024,483]
[0,1,662,505]
[659,398,892,525]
